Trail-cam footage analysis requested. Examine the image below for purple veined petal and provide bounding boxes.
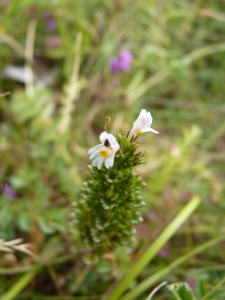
[3,184,16,199]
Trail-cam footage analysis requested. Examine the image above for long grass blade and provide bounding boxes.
[107,196,200,300]
[1,270,39,300]
[121,235,225,300]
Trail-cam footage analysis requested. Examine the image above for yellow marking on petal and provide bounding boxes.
[99,149,109,158]
[134,130,143,137]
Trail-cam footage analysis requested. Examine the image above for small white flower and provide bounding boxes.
[88,131,120,170]
[128,109,159,138]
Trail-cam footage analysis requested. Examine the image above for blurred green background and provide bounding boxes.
[1,0,225,299]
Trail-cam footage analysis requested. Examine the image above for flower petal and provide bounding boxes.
[144,128,159,134]
[107,134,120,151]
[128,109,158,138]
[97,157,104,169]
[136,109,153,128]
[92,155,101,167]
[90,149,101,160]
[104,153,115,169]
[100,131,109,143]
[88,144,102,155]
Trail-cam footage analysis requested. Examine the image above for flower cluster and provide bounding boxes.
[88,109,158,169]
[110,50,134,74]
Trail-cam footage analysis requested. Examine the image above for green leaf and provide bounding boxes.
[37,216,55,235]
[196,279,207,298]
[17,215,32,232]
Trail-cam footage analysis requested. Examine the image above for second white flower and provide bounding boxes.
[128,109,159,138]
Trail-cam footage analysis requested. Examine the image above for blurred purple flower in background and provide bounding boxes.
[111,58,121,74]
[43,12,56,32]
[43,12,51,20]
[46,20,56,32]
[111,50,134,74]
[2,184,16,199]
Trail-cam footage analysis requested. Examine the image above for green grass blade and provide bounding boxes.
[121,235,225,300]
[200,275,225,300]
[1,269,39,300]
[107,196,200,300]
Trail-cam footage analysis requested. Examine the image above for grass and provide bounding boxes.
[1,0,225,299]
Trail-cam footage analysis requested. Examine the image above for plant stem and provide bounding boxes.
[25,20,37,99]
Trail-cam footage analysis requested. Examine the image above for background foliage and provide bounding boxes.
[1,0,225,299]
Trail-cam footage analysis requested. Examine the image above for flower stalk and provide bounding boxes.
[71,110,158,259]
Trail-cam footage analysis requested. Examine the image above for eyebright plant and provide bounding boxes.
[71,109,158,260]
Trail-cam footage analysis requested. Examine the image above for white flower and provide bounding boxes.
[88,131,120,170]
[128,109,159,138]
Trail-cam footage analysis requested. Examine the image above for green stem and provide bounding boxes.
[58,33,82,134]
[181,42,225,66]
[169,290,183,300]
[70,264,93,293]
[25,20,37,99]
[107,196,200,300]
